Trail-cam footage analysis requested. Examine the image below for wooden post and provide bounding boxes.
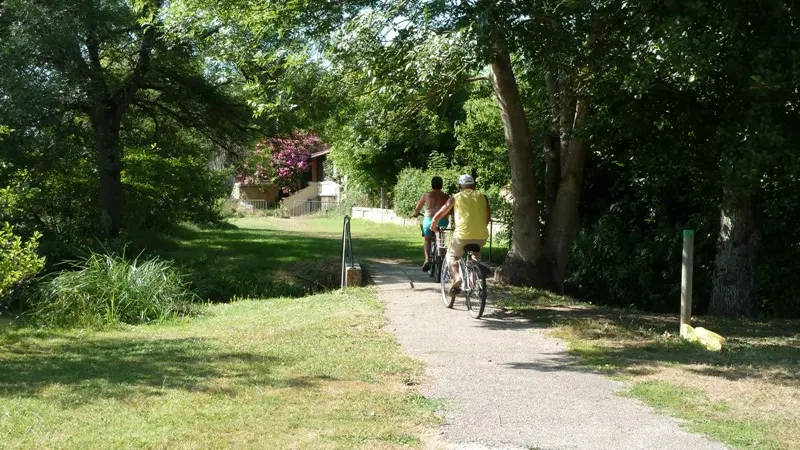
[680,229,695,330]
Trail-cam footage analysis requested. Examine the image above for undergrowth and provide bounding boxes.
[30,252,197,328]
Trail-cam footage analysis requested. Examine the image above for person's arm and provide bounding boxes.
[413,193,427,217]
[430,197,455,232]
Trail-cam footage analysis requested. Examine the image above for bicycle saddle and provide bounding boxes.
[463,244,481,253]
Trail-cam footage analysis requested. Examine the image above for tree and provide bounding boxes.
[324,1,636,289]
[266,132,325,195]
[630,0,800,317]
[1,0,253,237]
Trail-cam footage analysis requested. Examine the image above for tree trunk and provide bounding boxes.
[543,72,562,221]
[541,98,589,293]
[84,17,158,238]
[709,190,759,317]
[489,44,545,286]
[94,105,124,238]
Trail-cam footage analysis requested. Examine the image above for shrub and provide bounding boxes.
[31,253,197,328]
[394,158,461,217]
[0,222,45,303]
[123,146,231,231]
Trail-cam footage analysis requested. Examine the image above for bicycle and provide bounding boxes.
[417,220,447,283]
[440,239,488,319]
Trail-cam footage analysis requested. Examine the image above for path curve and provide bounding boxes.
[371,262,728,450]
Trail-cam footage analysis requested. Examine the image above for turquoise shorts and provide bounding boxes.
[421,217,449,237]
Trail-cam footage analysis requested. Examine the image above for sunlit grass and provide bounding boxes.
[126,217,423,302]
[0,289,439,449]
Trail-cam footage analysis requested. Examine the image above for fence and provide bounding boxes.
[228,198,274,213]
[349,207,416,226]
[290,200,342,217]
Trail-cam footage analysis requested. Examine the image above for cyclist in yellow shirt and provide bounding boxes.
[430,174,491,294]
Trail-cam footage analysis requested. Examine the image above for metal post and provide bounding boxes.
[341,217,347,289]
[347,219,354,267]
[680,229,695,330]
[341,216,353,289]
[489,220,493,264]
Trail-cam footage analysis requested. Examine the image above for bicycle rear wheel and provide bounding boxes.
[428,240,437,278]
[440,261,455,308]
[465,260,487,319]
[433,243,442,283]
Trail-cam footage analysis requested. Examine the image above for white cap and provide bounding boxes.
[458,174,475,185]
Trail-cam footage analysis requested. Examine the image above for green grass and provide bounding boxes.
[127,215,506,302]
[627,381,780,449]
[0,217,443,448]
[125,217,423,302]
[30,252,196,328]
[496,286,800,449]
[0,289,439,449]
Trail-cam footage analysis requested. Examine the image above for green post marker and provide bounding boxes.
[680,229,695,332]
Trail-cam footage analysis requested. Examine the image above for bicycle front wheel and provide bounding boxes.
[433,248,442,283]
[465,261,487,319]
[440,262,455,308]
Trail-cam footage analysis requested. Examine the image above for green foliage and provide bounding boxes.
[123,142,230,230]
[31,253,197,328]
[0,0,258,239]
[393,158,460,217]
[0,223,45,302]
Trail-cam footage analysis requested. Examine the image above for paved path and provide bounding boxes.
[371,262,728,450]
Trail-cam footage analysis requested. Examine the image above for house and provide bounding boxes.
[230,148,341,215]
[281,148,341,216]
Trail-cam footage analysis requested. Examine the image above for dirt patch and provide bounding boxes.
[279,257,343,291]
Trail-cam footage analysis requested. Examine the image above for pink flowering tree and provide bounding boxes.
[240,132,326,195]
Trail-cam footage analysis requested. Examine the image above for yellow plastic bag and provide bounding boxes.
[680,324,726,351]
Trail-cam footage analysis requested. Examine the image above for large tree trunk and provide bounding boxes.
[85,17,158,238]
[92,99,123,238]
[540,70,591,293]
[94,108,124,238]
[489,44,545,286]
[543,73,561,218]
[542,96,589,293]
[709,190,759,317]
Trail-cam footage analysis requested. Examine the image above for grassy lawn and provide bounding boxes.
[0,217,441,449]
[131,215,505,303]
[129,216,423,302]
[497,287,800,450]
[1,290,438,449]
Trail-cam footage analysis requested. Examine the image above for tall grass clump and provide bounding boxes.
[31,252,197,328]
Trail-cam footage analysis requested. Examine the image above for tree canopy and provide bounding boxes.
[2,0,800,318]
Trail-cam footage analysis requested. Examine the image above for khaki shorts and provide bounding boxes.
[447,238,487,263]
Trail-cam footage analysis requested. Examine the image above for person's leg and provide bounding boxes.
[464,239,487,285]
[448,239,464,291]
[450,258,460,283]
[423,235,432,268]
[422,218,433,270]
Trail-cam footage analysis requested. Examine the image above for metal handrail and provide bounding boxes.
[340,215,354,289]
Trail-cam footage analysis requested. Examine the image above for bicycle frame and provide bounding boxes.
[456,253,478,294]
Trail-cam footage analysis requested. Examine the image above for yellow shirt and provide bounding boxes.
[453,189,489,240]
